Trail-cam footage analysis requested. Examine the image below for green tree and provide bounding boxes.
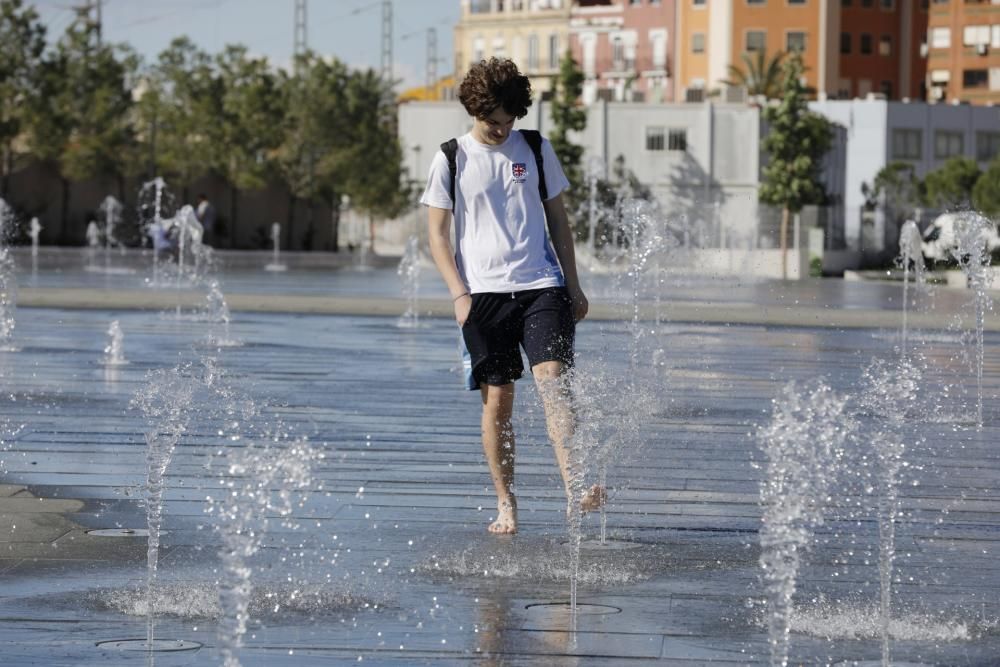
[26,18,134,242]
[923,156,981,209]
[214,45,284,248]
[972,158,1000,217]
[133,37,220,198]
[720,49,786,100]
[335,68,411,251]
[758,51,833,279]
[549,50,586,215]
[0,0,45,197]
[861,161,925,217]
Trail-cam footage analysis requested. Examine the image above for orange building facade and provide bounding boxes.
[673,0,930,103]
[925,0,1000,104]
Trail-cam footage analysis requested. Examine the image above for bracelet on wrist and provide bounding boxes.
[453,292,469,302]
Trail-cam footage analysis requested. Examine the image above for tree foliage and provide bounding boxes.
[861,161,925,215]
[0,0,45,194]
[549,50,586,204]
[721,49,786,99]
[923,156,981,210]
[6,17,416,249]
[758,51,833,278]
[972,158,1000,217]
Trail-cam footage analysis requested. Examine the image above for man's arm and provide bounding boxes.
[543,193,589,322]
[427,205,472,326]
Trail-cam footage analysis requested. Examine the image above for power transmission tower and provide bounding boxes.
[426,27,437,100]
[71,0,102,46]
[381,0,393,86]
[294,0,307,69]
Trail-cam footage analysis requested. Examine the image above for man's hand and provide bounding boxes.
[455,293,472,326]
[569,286,589,322]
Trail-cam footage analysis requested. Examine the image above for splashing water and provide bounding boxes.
[897,220,926,357]
[265,222,287,272]
[757,381,853,667]
[207,436,321,667]
[0,200,16,351]
[858,356,923,666]
[131,366,199,651]
[949,212,995,429]
[103,320,128,366]
[206,281,239,347]
[397,235,421,328]
[139,177,175,287]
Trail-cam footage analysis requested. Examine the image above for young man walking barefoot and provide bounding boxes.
[421,58,605,535]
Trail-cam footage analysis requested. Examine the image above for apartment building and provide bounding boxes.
[672,1,928,102]
[839,0,927,100]
[926,0,1000,104]
[569,0,677,103]
[452,0,573,97]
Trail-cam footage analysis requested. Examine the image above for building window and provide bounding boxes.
[528,34,539,69]
[861,0,873,7]
[842,0,851,5]
[963,69,989,88]
[549,34,559,69]
[746,30,766,52]
[993,25,1000,49]
[879,0,893,8]
[787,31,806,52]
[880,80,892,97]
[693,0,706,5]
[879,35,892,55]
[976,132,1000,162]
[646,127,666,151]
[470,0,491,14]
[934,131,964,160]
[473,37,485,63]
[892,129,922,159]
[977,132,1000,162]
[747,0,766,4]
[929,27,950,49]
[668,129,687,151]
[612,36,625,69]
[841,32,852,53]
[963,25,990,47]
[788,0,806,4]
[692,33,706,53]
[860,33,873,54]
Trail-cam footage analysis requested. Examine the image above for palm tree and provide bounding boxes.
[721,49,786,100]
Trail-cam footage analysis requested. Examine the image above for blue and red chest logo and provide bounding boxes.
[512,162,527,183]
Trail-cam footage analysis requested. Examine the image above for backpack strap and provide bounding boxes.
[519,129,548,201]
[440,138,459,211]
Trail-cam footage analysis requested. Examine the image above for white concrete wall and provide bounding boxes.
[809,98,1000,254]
[399,99,763,243]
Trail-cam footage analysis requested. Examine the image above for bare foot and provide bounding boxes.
[488,497,517,534]
[580,485,607,513]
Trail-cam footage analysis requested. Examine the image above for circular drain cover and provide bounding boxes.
[96,639,202,652]
[86,528,150,537]
[525,602,621,615]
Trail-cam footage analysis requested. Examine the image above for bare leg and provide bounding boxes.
[481,383,517,534]
[533,361,606,513]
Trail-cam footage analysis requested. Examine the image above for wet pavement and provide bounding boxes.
[0,254,999,665]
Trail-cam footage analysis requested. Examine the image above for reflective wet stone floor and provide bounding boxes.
[1,264,999,665]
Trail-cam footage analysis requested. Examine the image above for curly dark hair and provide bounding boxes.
[458,58,533,119]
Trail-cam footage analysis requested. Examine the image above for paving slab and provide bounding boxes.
[0,267,997,664]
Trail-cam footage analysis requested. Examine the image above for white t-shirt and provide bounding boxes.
[420,130,571,294]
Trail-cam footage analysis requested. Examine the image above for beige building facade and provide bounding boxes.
[453,0,573,98]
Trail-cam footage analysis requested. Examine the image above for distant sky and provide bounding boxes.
[30,0,459,91]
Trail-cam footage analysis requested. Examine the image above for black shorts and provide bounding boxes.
[461,286,575,387]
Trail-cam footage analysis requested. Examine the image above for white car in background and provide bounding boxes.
[921,211,1000,263]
